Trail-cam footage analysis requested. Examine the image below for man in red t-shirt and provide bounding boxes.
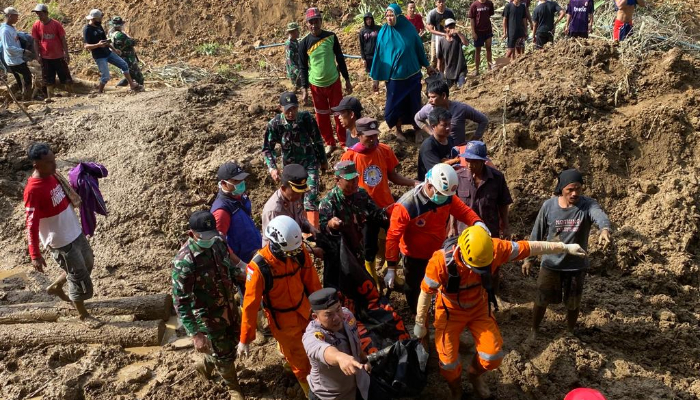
[340,117,417,279]
[24,143,103,328]
[469,0,495,75]
[406,1,426,35]
[31,3,72,101]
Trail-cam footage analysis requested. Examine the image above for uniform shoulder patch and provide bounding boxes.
[314,331,325,341]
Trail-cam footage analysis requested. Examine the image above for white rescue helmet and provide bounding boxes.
[265,215,303,252]
[426,163,458,196]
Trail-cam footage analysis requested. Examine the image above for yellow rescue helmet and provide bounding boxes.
[457,226,494,268]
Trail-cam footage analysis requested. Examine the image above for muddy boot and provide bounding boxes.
[446,378,463,400]
[467,368,491,399]
[195,355,215,381]
[22,88,32,101]
[215,360,243,399]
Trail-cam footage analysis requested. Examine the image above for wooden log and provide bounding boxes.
[0,293,172,324]
[0,320,165,348]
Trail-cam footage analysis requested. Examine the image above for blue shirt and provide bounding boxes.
[0,23,25,66]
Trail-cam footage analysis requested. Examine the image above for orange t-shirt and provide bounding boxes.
[341,144,399,209]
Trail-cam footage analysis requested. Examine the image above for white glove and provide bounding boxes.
[474,221,492,236]
[384,268,396,289]
[413,324,427,339]
[236,260,247,273]
[565,244,587,257]
[236,342,250,359]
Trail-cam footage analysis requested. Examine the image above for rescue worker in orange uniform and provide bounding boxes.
[383,163,489,312]
[237,215,322,395]
[414,226,587,399]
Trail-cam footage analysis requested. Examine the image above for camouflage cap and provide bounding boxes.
[334,160,359,180]
[287,22,299,31]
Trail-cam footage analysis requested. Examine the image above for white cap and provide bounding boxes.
[3,7,19,15]
[444,18,456,27]
[33,4,49,12]
[85,9,103,20]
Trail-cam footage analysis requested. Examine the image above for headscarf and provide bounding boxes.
[554,169,584,195]
[370,3,429,81]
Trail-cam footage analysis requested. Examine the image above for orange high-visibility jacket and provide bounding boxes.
[240,245,322,344]
[421,238,531,308]
[385,185,482,262]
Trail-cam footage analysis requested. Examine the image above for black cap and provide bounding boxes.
[189,211,219,240]
[331,96,363,115]
[217,162,249,181]
[309,288,340,311]
[355,117,380,136]
[280,92,299,111]
[282,164,309,193]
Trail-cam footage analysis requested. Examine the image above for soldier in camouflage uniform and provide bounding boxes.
[319,161,386,269]
[171,211,244,400]
[263,91,328,228]
[108,16,144,86]
[285,22,301,90]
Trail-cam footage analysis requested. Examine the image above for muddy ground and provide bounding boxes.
[0,1,699,399]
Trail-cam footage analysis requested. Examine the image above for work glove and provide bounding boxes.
[236,260,247,274]
[413,324,427,339]
[236,342,250,359]
[384,268,396,289]
[474,221,492,236]
[565,244,587,257]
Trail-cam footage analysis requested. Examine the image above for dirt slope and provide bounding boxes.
[0,13,698,400]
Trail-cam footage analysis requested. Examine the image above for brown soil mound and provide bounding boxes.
[0,36,698,400]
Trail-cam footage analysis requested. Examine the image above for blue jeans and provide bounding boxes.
[94,52,130,84]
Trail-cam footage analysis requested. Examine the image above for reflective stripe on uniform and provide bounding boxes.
[478,350,504,361]
[439,360,461,370]
[423,276,440,289]
[508,241,520,261]
[438,289,480,309]
[314,108,331,115]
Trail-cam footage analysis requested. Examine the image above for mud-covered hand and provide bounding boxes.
[384,268,396,289]
[521,259,533,276]
[413,324,427,339]
[193,332,211,353]
[565,244,587,257]
[236,342,250,358]
[598,229,612,250]
[31,257,47,273]
[270,168,280,182]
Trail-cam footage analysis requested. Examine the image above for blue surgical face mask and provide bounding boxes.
[431,193,450,204]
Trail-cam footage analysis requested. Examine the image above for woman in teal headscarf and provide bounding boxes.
[370,3,435,141]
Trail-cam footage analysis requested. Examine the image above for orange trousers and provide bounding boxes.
[434,295,504,383]
[269,312,311,381]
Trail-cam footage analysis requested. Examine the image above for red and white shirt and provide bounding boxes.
[24,175,81,259]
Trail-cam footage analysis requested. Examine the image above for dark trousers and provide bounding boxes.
[363,217,389,263]
[402,254,430,312]
[8,62,32,92]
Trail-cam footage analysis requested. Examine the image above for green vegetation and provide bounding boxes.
[47,1,65,22]
[196,43,222,56]
[215,64,239,81]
